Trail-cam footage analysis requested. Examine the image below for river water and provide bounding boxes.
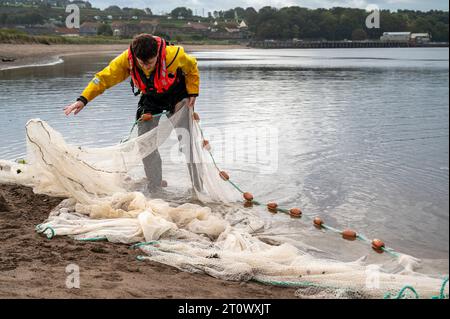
[0,48,448,269]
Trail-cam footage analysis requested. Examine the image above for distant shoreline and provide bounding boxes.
[0,43,247,71]
[1,42,448,71]
[249,40,450,49]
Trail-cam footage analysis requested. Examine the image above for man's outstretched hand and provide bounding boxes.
[64,101,85,116]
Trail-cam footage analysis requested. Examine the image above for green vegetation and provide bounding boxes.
[0,2,448,43]
[0,29,129,44]
[97,23,112,36]
[158,19,188,28]
[170,7,193,19]
[0,27,235,45]
[0,11,45,25]
[241,7,449,42]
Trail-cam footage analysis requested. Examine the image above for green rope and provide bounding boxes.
[356,234,371,243]
[77,237,108,242]
[356,235,400,257]
[130,241,160,250]
[321,224,342,234]
[381,247,401,258]
[39,227,55,239]
[253,277,344,291]
[207,150,221,172]
[384,285,420,299]
[120,121,138,143]
[432,277,449,299]
[121,111,170,143]
[276,208,290,215]
[36,224,55,239]
[227,180,245,194]
[440,277,449,299]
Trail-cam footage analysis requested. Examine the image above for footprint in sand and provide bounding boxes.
[106,273,123,282]
[93,272,123,282]
[90,247,109,254]
[0,261,17,271]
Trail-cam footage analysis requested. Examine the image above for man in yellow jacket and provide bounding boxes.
[64,34,201,193]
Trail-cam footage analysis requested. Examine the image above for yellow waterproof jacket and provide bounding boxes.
[80,45,199,103]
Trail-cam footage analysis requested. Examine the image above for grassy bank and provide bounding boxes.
[0,29,130,45]
[0,29,246,46]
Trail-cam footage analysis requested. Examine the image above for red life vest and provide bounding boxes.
[128,36,178,94]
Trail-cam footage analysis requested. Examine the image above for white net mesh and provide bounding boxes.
[0,104,448,299]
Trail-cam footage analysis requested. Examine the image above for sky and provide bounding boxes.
[88,0,449,15]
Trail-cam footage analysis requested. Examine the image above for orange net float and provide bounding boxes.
[342,229,357,241]
[202,140,211,151]
[243,192,254,202]
[267,202,278,213]
[313,217,324,229]
[140,113,153,121]
[289,208,302,218]
[219,171,230,181]
[193,112,200,121]
[372,239,385,253]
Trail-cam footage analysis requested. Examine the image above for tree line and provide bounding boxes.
[107,5,449,42]
[220,6,449,42]
[0,3,448,42]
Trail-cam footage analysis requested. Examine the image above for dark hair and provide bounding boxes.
[131,34,158,61]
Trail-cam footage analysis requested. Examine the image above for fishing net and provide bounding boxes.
[0,103,448,299]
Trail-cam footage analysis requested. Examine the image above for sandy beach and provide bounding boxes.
[0,183,300,299]
[0,43,246,71]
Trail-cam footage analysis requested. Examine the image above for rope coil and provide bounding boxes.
[37,226,55,239]
[384,286,420,299]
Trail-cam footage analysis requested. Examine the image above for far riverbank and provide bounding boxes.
[0,43,247,71]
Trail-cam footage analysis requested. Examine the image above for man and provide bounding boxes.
[64,34,202,193]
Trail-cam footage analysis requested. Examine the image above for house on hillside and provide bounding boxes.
[239,20,248,29]
[80,22,99,36]
[209,25,250,40]
[182,22,210,35]
[111,22,141,38]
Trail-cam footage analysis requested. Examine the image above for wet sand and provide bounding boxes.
[0,43,247,71]
[0,183,299,299]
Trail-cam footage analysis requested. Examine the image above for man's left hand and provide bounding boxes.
[188,96,196,108]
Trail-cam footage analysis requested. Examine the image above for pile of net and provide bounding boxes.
[0,105,447,299]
